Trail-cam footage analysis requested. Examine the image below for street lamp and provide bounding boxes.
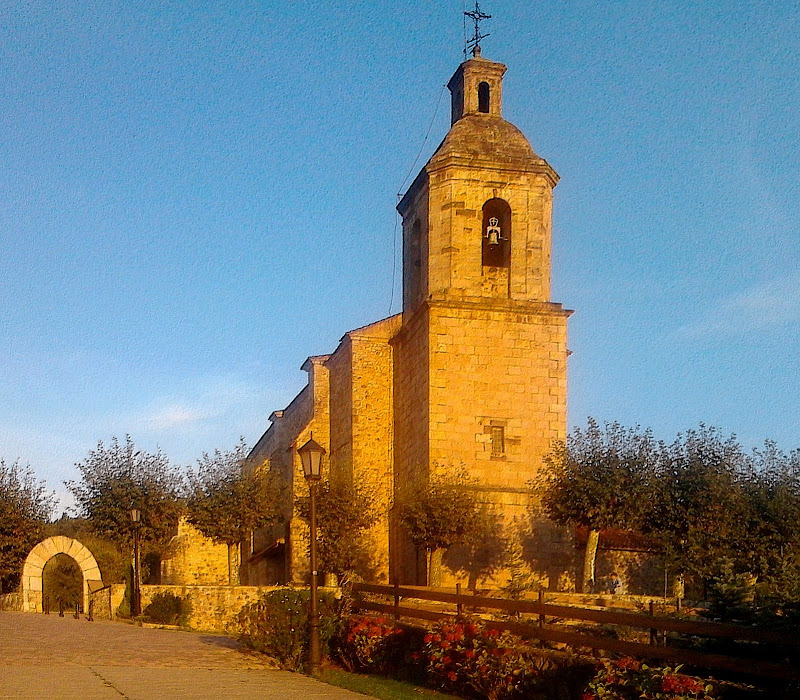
[298,435,325,674]
[129,507,142,617]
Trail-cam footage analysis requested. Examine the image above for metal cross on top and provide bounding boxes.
[464,1,491,57]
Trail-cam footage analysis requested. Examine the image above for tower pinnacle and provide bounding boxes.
[464,1,491,57]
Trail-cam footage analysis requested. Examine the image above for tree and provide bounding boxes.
[537,419,656,592]
[501,538,535,600]
[643,426,751,594]
[296,480,379,585]
[68,436,184,548]
[740,442,800,600]
[186,439,284,584]
[395,467,480,587]
[0,460,55,592]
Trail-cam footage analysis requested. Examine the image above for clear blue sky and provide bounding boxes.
[2,1,798,511]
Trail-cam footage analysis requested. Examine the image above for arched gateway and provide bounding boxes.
[21,536,103,612]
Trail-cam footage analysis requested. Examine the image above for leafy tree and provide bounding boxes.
[741,442,800,600]
[296,479,379,585]
[501,537,535,600]
[68,436,184,548]
[537,419,656,592]
[643,426,751,594]
[395,467,480,587]
[0,460,55,592]
[186,439,284,584]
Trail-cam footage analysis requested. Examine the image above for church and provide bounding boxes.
[241,46,572,587]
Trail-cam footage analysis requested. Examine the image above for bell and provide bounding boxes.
[488,230,500,246]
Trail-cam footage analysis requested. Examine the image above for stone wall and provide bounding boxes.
[0,592,22,611]
[90,583,283,632]
[139,585,278,632]
[160,520,230,586]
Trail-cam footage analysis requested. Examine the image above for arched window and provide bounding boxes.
[478,82,490,113]
[482,198,511,268]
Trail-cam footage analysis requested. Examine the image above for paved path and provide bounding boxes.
[0,612,365,699]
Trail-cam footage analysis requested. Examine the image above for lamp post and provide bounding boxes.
[298,436,325,674]
[129,507,142,617]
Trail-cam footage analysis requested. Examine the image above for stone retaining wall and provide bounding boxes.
[140,585,280,632]
[0,592,23,611]
[87,584,286,633]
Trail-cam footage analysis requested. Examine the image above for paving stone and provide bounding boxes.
[0,612,363,699]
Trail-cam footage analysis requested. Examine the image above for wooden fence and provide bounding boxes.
[352,583,800,681]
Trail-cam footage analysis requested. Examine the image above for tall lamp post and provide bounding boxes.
[298,436,325,674]
[129,508,142,617]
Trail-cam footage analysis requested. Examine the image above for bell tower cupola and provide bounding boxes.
[448,56,506,124]
[397,50,560,313]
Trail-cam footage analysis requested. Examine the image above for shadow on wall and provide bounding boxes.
[522,518,580,592]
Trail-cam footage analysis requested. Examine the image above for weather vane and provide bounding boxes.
[464,1,491,58]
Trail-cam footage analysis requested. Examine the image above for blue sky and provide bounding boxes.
[2,1,798,511]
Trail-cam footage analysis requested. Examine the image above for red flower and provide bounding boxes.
[424,634,434,644]
[661,675,682,693]
[447,671,457,682]
[486,628,500,637]
[581,694,595,700]
[464,649,476,659]
[440,640,451,649]
[616,657,640,671]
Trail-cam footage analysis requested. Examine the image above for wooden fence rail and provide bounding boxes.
[352,583,800,681]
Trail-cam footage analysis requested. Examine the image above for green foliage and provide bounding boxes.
[706,559,756,620]
[317,668,461,700]
[296,480,379,584]
[538,419,656,533]
[740,442,800,600]
[396,468,479,553]
[67,436,183,547]
[500,539,534,600]
[396,467,481,585]
[539,420,800,601]
[236,587,340,670]
[643,426,752,585]
[584,657,717,699]
[42,553,82,609]
[0,459,55,592]
[142,591,192,626]
[186,439,283,546]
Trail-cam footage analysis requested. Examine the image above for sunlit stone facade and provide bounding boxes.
[243,53,571,587]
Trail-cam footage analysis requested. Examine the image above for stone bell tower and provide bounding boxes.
[392,52,572,583]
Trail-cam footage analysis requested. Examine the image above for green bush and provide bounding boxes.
[237,587,341,670]
[584,658,716,700]
[142,591,192,626]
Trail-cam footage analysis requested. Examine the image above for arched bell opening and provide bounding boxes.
[481,198,511,269]
[478,81,490,113]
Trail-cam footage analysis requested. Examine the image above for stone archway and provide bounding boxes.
[21,536,103,613]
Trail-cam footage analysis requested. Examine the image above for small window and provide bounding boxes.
[490,426,505,457]
[478,82,490,113]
